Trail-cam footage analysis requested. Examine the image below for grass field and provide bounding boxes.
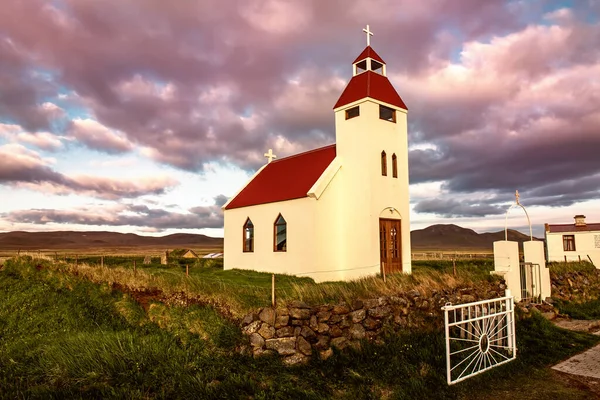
[2,257,600,398]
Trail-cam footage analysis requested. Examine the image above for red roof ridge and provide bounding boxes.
[271,143,336,163]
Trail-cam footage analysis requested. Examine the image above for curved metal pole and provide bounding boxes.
[504,203,533,241]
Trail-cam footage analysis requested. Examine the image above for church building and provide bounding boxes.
[222,27,412,282]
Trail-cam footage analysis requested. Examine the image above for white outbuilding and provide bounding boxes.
[545,215,600,267]
[222,31,412,282]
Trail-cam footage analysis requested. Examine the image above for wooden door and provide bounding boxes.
[379,218,402,274]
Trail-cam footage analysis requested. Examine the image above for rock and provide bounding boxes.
[242,320,262,335]
[289,308,311,320]
[349,323,366,340]
[363,299,379,309]
[250,333,265,348]
[275,315,289,328]
[332,303,351,315]
[300,326,316,339]
[350,309,366,323]
[461,295,476,303]
[369,306,392,319]
[289,300,310,309]
[276,307,289,317]
[377,297,389,306]
[317,322,330,333]
[259,308,276,326]
[283,353,309,365]
[309,315,318,330]
[541,311,556,320]
[330,325,343,338]
[297,336,312,356]
[258,323,276,339]
[317,311,332,322]
[363,318,382,330]
[276,326,295,337]
[319,348,333,360]
[242,313,258,326]
[352,300,364,310]
[290,319,306,326]
[314,335,331,350]
[389,296,408,306]
[329,314,343,324]
[339,315,352,328]
[331,337,348,350]
[265,337,297,355]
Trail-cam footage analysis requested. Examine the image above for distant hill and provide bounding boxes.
[0,231,223,250]
[0,224,539,251]
[410,224,540,251]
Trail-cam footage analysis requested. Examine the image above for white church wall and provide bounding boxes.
[223,198,318,276]
[523,241,551,300]
[492,240,522,302]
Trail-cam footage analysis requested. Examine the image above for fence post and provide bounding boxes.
[133,260,136,273]
[505,289,514,352]
[186,264,189,277]
[453,258,456,276]
[382,262,386,283]
[75,255,78,266]
[101,256,104,268]
[272,274,275,307]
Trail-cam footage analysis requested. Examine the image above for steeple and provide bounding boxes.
[333,25,407,110]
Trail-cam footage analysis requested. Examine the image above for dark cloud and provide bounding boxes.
[414,198,505,218]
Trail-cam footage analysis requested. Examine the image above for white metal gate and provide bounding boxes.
[442,290,517,385]
[520,262,541,303]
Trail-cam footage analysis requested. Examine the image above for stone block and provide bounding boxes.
[350,309,366,323]
[329,325,343,338]
[274,315,289,328]
[351,299,364,310]
[309,315,318,330]
[300,326,316,339]
[316,322,330,334]
[250,333,265,348]
[290,308,311,320]
[258,323,276,339]
[242,312,258,326]
[265,337,297,356]
[259,308,276,326]
[331,337,348,350]
[314,335,331,350]
[368,306,392,319]
[319,348,333,360]
[283,353,309,366]
[276,326,295,338]
[332,303,350,315]
[316,311,332,322]
[349,323,366,340]
[289,300,310,309]
[242,320,261,335]
[297,336,312,356]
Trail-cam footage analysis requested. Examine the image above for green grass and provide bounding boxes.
[547,261,597,274]
[554,298,600,320]
[2,257,600,398]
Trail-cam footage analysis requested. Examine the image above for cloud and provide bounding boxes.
[0,144,178,199]
[3,201,224,230]
[68,118,134,154]
[414,198,506,218]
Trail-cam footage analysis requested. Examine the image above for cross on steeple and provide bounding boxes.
[264,148,277,163]
[363,24,373,47]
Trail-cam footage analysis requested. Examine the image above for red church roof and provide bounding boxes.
[546,223,600,233]
[334,70,408,110]
[353,46,385,64]
[224,144,336,210]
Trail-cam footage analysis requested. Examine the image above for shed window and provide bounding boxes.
[381,151,387,176]
[274,214,287,252]
[243,218,254,252]
[345,106,360,120]
[563,235,576,251]
[379,105,396,122]
[392,153,398,178]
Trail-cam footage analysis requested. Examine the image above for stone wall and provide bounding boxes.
[241,282,507,364]
[551,268,600,302]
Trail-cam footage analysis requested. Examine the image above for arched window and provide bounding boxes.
[381,151,387,176]
[392,153,398,178]
[274,214,287,252]
[243,218,254,252]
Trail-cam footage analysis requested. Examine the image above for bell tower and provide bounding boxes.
[331,25,412,275]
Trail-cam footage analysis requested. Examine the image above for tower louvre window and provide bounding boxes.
[345,106,360,120]
[371,60,383,74]
[392,153,398,178]
[379,105,396,123]
[381,151,387,176]
[243,218,254,252]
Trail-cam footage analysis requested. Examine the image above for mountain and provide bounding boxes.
[0,231,223,250]
[0,224,539,251]
[410,224,540,251]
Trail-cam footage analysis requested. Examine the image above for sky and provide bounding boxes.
[0,0,599,239]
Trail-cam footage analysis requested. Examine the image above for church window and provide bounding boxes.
[243,218,254,252]
[392,153,398,178]
[381,151,387,176]
[274,214,287,252]
[379,105,396,122]
[563,235,576,251]
[345,106,360,120]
